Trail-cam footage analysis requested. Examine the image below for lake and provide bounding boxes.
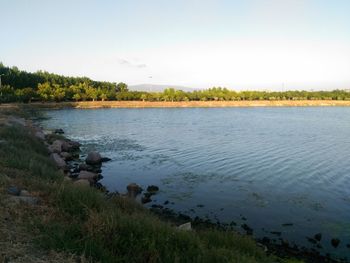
[40,107,350,259]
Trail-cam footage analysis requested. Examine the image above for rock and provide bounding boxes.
[78,170,98,181]
[51,140,63,153]
[79,163,91,171]
[69,141,81,150]
[242,224,253,235]
[74,179,90,187]
[8,116,26,126]
[8,196,39,205]
[60,151,73,161]
[127,183,142,197]
[141,195,152,204]
[314,233,322,242]
[101,157,111,162]
[61,140,80,152]
[85,151,102,165]
[147,185,159,194]
[35,131,45,140]
[177,222,192,231]
[20,190,31,197]
[127,183,142,193]
[50,153,67,170]
[331,238,340,248]
[63,176,72,182]
[7,186,20,196]
[54,128,64,134]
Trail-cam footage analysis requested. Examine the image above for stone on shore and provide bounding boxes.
[20,189,31,197]
[177,222,192,231]
[61,140,80,152]
[127,183,142,197]
[60,151,73,161]
[50,153,67,170]
[35,131,46,140]
[85,151,102,165]
[8,196,39,206]
[50,140,63,153]
[78,170,98,180]
[74,179,90,187]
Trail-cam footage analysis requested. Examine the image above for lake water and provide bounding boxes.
[41,107,350,259]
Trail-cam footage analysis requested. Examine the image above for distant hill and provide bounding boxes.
[129,84,195,92]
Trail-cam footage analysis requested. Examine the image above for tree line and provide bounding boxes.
[1,63,350,103]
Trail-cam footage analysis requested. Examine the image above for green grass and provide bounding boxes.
[0,114,303,263]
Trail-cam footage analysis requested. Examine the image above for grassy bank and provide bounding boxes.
[0,108,302,263]
[4,100,350,110]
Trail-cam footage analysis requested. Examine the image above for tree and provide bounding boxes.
[37,82,52,101]
[116,82,128,92]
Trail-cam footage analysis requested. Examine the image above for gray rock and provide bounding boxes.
[64,176,72,182]
[78,170,98,181]
[177,222,192,231]
[8,196,39,205]
[60,151,73,161]
[61,140,80,152]
[79,163,93,171]
[51,140,63,153]
[20,190,31,197]
[85,151,102,165]
[8,116,26,126]
[35,131,45,140]
[50,153,67,170]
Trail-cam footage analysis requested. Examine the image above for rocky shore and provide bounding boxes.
[2,113,348,263]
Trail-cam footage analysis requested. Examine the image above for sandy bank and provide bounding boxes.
[4,100,350,109]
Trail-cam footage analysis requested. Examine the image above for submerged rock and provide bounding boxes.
[141,195,152,204]
[331,238,340,248]
[146,185,159,194]
[101,157,111,162]
[85,151,102,165]
[314,233,322,242]
[54,128,64,134]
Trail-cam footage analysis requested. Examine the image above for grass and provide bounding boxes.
[0,108,303,263]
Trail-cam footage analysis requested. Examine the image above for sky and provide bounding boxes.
[1,0,350,90]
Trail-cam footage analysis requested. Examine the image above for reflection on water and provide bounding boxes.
[41,107,350,259]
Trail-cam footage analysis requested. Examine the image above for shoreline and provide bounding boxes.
[4,100,350,109]
[0,107,346,263]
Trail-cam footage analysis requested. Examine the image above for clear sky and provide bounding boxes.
[1,0,350,90]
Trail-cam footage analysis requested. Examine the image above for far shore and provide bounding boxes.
[3,100,350,109]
